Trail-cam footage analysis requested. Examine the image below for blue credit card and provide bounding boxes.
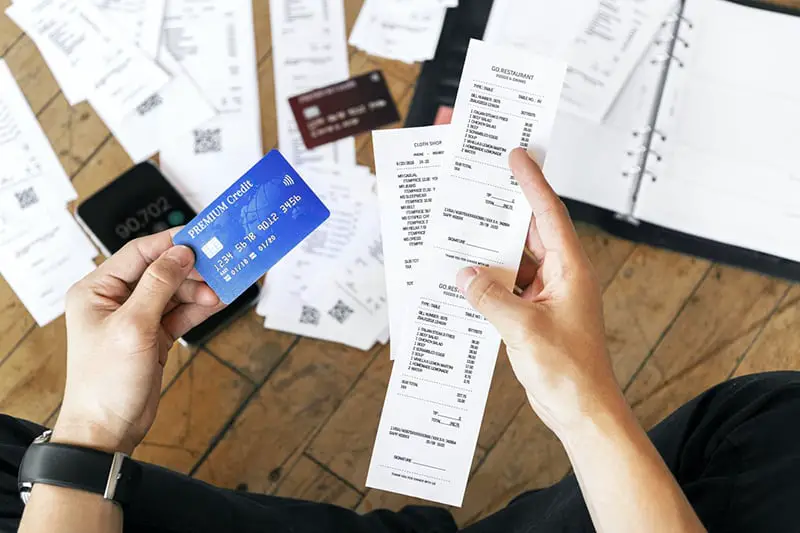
[173,150,330,304]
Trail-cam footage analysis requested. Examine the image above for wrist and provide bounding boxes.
[557,390,638,454]
[52,417,136,455]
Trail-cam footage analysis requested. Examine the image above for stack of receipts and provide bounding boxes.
[349,0,457,63]
[257,0,388,349]
[0,61,97,326]
[256,165,389,350]
[366,40,567,506]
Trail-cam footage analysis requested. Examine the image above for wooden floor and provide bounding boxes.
[2,0,800,526]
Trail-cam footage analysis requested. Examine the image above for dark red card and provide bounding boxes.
[289,70,401,150]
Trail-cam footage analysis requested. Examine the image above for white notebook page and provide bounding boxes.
[634,0,800,261]
[483,0,680,215]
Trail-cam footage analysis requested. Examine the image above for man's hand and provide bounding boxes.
[456,148,621,438]
[457,149,705,533]
[54,229,223,455]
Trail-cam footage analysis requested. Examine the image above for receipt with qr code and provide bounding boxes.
[173,150,330,304]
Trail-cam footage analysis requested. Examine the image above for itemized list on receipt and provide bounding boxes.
[366,39,566,507]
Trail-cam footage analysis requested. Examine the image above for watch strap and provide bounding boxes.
[19,442,141,506]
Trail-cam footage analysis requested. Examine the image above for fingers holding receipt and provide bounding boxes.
[367,40,567,506]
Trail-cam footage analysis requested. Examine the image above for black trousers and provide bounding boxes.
[2,371,800,532]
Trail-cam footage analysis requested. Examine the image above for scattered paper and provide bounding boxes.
[0,60,75,224]
[301,200,389,349]
[0,210,96,326]
[92,0,167,59]
[372,125,447,359]
[6,0,170,123]
[159,0,262,210]
[0,60,97,325]
[349,0,451,63]
[366,40,566,506]
[562,0,677,121]
[484,0,674,121]
[258,165,387,350]
[269,0,355,168]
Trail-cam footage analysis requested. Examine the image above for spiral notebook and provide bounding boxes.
[406,0,800,280]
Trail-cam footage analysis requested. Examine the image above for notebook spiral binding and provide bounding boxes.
[622,8,694,188]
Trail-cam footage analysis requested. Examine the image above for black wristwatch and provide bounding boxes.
[18,430,142,506]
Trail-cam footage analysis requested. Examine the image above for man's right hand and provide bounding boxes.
[456,147,623,439]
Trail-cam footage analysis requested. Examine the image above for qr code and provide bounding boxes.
[328,299,354,324]
[299,305,321,326]
[193,128,222,154]
[136,93,163,115]
[14,187,38,210]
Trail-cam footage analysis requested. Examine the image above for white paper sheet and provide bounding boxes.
[159,0,262,210]
[483,0,596,59]
[6,0,170,123]
[349,0,448,63]
[0,60,76,224]
[91,0,167,59]
[0,209,96,326]
[634,0,800,262]
[269,0,355,168]
[484,0,674,122]
[258,165,382,350]
[561,0,676,121]
[372,126,447,360]
[543,11,679,214]
[97,47,217,163]
[366,40,566,506]
[301,201,389,349]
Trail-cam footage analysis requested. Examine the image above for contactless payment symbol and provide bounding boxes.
[282,174,295,187]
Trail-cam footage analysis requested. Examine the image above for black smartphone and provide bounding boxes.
[75,162,260,345]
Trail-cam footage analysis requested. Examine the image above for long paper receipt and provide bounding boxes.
[366,39,566,507]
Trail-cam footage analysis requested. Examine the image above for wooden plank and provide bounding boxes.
[575,223,636,287]
[38,99,111,176]
[356,447,487,517]
[626,266,788,429]
[602,246,710,387]
[203,310,297,382]
[133,350,255,473]
[454,407,569,526]
[252,0,272,64]
[43,405,60,428]
[343,0,365,36]
[0,1,23,56]
[274,454,362,508]
[257,53,278,152]
[71,137,133,203]
[0,316,66,424]
[733,285,800,376]
[191,339,378,492]
[161,344,198,394]
[3,36,60,114]
[306,350,390,487]
[0,277,35,362]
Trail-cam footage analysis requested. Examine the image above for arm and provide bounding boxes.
[456,148,705,533]
[19,230,223,533]
[563,391,704,532]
